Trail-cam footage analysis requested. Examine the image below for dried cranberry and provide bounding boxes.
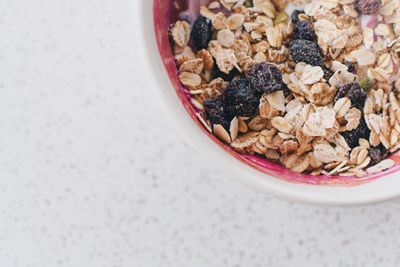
[354,0,380,14]
[289,39,324,66]
[334,82,367,110]
[247,62,283,94]
[291,10,305,24]
[341,118,370,148]
[293,21,316,41]
[191,16,212,50]
[223,78,259,117]
[203,99,232,130]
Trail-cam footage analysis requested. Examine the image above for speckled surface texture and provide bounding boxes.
[1,0,400,266]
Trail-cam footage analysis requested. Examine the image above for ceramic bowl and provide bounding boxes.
[141,0,400,205]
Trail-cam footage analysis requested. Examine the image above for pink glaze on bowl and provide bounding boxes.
[153,0,400,186]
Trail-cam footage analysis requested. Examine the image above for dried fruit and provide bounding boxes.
[341,117,370,148]
[247,62,283,94]
[203,99,232,130]
[289,39,324,66]
[211,63,239,82]
[322,67,334,82]
[369,144,389,164]
[291,10,305,25]
[292,21,316,41]
[191,16,212,50]
[342,60,356,74]
[334,82,367,110]
[354,0,380,14]
[360,78,374,92]
[223,78,260,117]
[282,83,292,98]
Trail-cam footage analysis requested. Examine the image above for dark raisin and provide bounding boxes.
[342,60,356,74]
[191,16,212,51]
[369,144,389,164]
[291,10,305,24]
[289,39,324,66]
[341,118,370,148]
[211,63,240,82]
[334,82,367,109]
[282,83,292,98]
[247,62,283,94]
[323,67,334,81]
[292,20,316,41]
[223,78,259,117]
[203,99,232,130]
[354,0,380,14]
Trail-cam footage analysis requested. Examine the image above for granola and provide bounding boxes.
[169,0,400,177]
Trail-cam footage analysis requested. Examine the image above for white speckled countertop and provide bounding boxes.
[1,0,400,266]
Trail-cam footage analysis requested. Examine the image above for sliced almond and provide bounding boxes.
[213,124,231,143]
[229,117,239,141]
[367,159,395,174]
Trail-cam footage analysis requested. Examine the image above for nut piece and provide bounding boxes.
[171,21,191,47]
[367,159,395,174]
[230,117,239,141]
[213,124,231,143]
[271,117,293,133]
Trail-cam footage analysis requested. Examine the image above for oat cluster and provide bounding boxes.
[169,0,400,177]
